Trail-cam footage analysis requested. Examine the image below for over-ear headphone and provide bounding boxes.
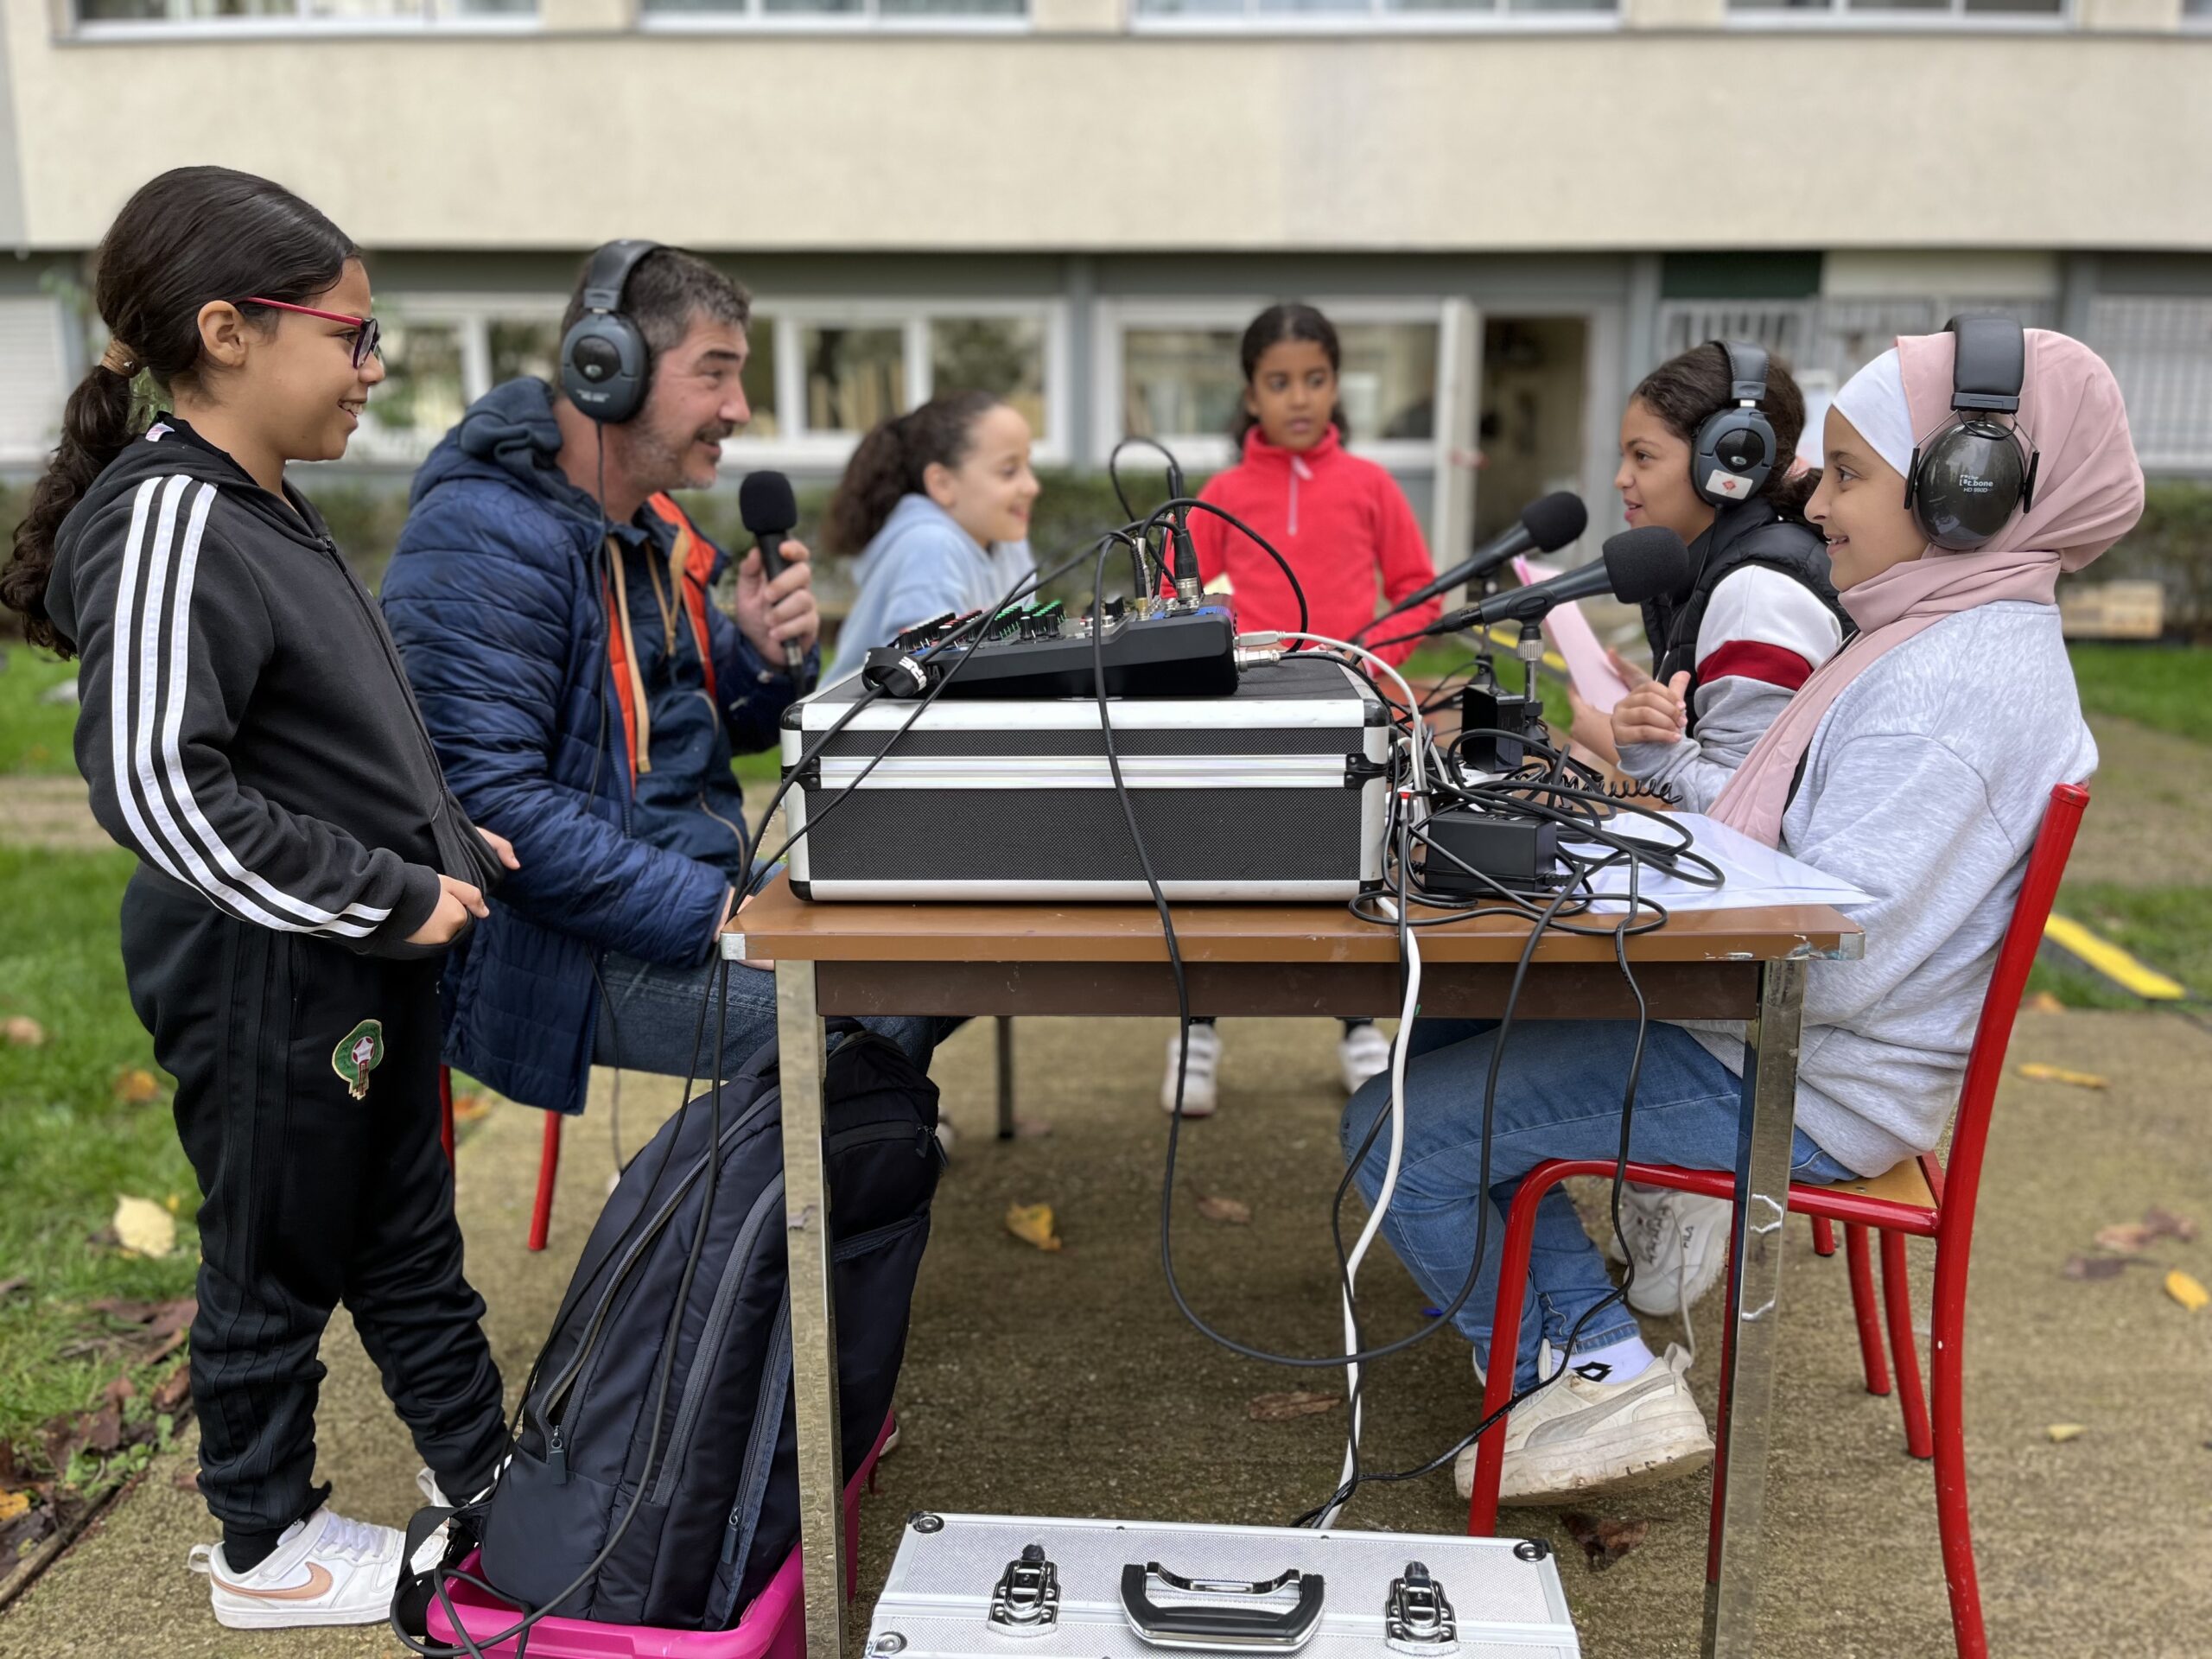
[1690,340,1777,509]
[560,239,662,425]
[1904,314,2040,551]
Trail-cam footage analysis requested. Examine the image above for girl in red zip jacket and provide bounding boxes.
[1168,303,1441,1116]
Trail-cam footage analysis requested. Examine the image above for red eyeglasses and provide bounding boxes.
[245,297,382,370]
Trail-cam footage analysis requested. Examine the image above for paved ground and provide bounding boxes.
[3,1005,2208,1659]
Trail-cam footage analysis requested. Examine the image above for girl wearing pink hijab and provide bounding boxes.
[1339,322,2145,1506]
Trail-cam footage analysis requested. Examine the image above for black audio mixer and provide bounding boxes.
[863,600,1240,700]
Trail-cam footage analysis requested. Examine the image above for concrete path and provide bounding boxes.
[3,1007,2208,1659]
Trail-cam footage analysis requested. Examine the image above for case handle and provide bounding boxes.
[1119,1561,1325,1652]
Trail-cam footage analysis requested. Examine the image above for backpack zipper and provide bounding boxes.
[716,1211,930,1577]
[652,1117,930,1505]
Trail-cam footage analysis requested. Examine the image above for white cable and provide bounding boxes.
[1314,889,1421,1530]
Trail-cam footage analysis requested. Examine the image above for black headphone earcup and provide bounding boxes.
[561,314,648,425]
[1691,408,1777,507]
[1909,421,2031,550]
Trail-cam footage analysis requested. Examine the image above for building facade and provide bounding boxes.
[3,0,2208,563]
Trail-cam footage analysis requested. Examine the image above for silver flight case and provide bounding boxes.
[867,1513,1580,1659]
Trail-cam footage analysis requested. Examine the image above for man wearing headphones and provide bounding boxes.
[382,244,937,1122]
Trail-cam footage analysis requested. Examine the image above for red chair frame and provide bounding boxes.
[1465,782,2088,1659]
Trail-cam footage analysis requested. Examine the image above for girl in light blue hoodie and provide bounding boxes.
[823,391,1040,684]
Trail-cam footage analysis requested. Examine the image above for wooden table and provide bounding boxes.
[721,877,1861,1659]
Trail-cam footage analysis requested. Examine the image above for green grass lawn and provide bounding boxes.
[0,845,200,1461]
[0,644,80,776]
[2028,880,2212,1009]
[2067,642,2212,745]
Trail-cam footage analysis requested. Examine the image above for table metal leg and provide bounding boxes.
[776,959,847,1659]
[995,1015,1016,1141]
[1702,955,1807,1658]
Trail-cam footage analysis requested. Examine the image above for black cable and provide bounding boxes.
[1138,496,1309,641]
[394,959,735,1656]
[1106,435,1179,524]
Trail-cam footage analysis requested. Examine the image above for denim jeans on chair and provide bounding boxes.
[1342,1017,1857,1391]
[592,953,948,1085]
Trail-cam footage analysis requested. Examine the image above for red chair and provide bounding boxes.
[1465,781,2088,1659]
[436,1065,563,1251]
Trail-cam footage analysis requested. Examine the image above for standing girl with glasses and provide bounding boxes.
[1,166,513,1630]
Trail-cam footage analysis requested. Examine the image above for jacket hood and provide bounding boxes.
[411,376,602,527]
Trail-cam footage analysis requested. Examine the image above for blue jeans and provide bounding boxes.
[1341,1018,1856,1390]
[593,953,946,1085]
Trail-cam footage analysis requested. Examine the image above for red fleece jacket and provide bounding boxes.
[1190,426,1440,667]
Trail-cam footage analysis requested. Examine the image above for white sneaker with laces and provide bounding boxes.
[1161,1025,1221,1116]
[1337,1024,1392,1095]
[188,1505,404,1630]
[1457,1342,1713,1504]
[1608,1185,1732,1319]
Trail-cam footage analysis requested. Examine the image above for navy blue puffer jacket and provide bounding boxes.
[381,378,797,1115]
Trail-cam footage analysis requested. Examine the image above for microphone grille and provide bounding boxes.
[1600,525,1695,605]
[1522,492,1588,553]
[738,469,798,536]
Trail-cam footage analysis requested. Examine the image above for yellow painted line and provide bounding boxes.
[2044,914,2187,1001]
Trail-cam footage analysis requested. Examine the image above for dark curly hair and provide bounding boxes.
[1630,341,1819,520]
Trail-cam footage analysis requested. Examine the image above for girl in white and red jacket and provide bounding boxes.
[1168,303,1441,1117]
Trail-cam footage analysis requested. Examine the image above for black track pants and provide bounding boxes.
[121,871,507,1537]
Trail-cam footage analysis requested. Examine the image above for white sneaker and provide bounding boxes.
[1457,1343,1713,1505]
[1338,1024,1392,1094]
[1161,1025,1221,1116]
[188,1505,404,1630]
[1607,1185,1732,1319]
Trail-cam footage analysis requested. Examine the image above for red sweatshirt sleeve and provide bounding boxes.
[1369,471,1440,667]
[1191,476,1231,590]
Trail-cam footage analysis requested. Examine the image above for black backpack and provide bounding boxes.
[473,1023,941,1630]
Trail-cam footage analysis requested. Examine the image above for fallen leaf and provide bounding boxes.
[2,1015,45,1047]
[172,1463,200,1495]
[0,1491,28,1523]
[1004,1203,1062,1253]
[2017,1063,2107,1090]
[149,1368,192,1415]
[2062,1255,2134,1281]
[2165,1269,2209,1313]
[2020,991,2066,1014]
[1561,1512,1650,1573]
[102,1376,134,1409]
[2144,1206,2200,1243]
[1248,1391,1341,1422]
[2046,1424,2088,1443]
[85,1405,122,1458]
[111,1197,175,1259]
[0,1276,28,1301]
[1014,1116,1054,1140]
[163,1193,181,1214]
[451,1091,492,1123]
[111,1068,161,1103]
[1195,1192,1252,1225]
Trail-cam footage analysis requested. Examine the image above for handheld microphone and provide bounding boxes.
[1372,492,1587,627]
[736,470,809,679]
[1413,525,1692,639]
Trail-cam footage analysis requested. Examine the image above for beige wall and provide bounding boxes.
[11,14,2210,253]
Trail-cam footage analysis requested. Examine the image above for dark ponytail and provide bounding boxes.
[1230,302,1349,448]
[821,389,1003,557]
[1630,342,1819,521]
[3,167,358,655]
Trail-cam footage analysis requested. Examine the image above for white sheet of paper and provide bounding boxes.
[1564,812,1875,914]
[1512,555,1631,713]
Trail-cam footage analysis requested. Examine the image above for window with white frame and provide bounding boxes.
[753,303,1063,461]
[1109,304,1443,468]
[74,1,532,28]
[1135,0,1611,21]
[1726,0,2062,18]
[0,297,72,464]
[348,296,1060,467]
[642,0,1023,23]
[2088,296,2212,473]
